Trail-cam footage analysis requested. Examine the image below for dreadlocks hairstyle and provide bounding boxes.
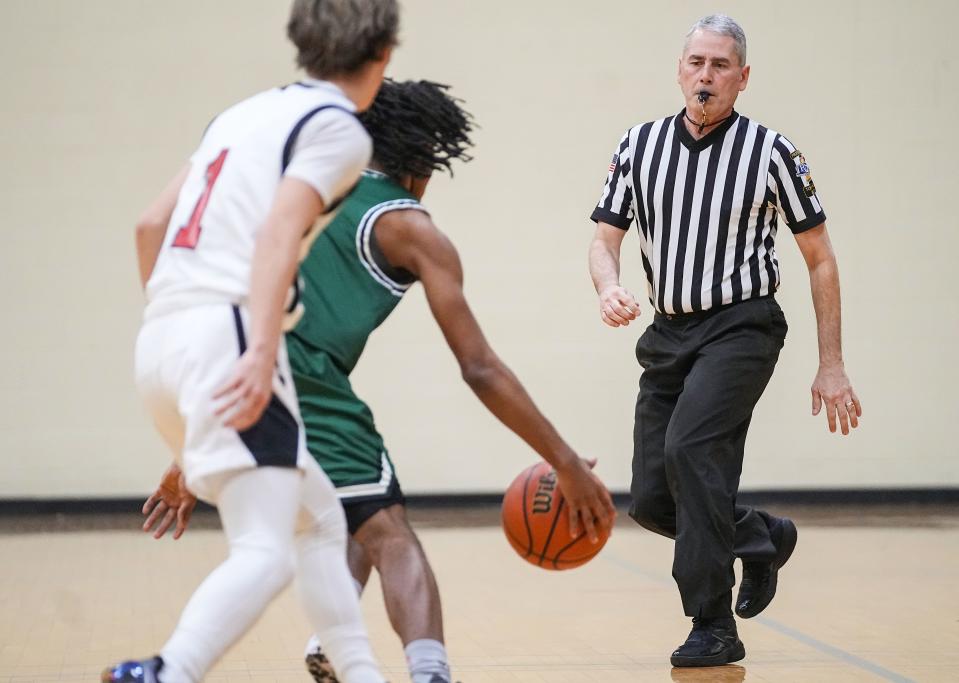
[358,79,475,181]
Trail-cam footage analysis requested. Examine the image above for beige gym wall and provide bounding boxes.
[1,0,955,498]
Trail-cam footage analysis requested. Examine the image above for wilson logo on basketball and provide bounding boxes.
[531,472,556,514]
[502,462,610,570]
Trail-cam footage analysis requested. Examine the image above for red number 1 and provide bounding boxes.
[172,149,229,249]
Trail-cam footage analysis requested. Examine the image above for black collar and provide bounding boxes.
[674,108,739,153]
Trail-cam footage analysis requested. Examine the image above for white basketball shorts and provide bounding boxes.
[135,303,310,502]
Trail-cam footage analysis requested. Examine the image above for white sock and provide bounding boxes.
[405,639,450,683]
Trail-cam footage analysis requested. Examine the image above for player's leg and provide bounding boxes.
[347,535,374,590]
[350,503,449,683]
[304,492,452,683]
[158,466,301,681]
[303,536,373,683]
[293,457,385,683]
[306,488,451,683]
[102,470,303,683]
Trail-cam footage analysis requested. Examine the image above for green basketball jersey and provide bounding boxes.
[289,170,425,374]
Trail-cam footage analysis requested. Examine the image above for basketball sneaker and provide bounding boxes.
[670,617,745,667]
[101,656,164,682]
[735,517,798,618]
[304,636,340,683]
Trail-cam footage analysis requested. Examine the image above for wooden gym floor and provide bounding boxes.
[0,503,956,682]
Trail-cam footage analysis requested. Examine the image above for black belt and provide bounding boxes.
[653,293,775,323]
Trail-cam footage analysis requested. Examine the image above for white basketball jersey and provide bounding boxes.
[144,80,372,321]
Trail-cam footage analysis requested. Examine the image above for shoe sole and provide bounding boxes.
[670,640,746,667]
[736,519,799,619]
[305,653,340,683]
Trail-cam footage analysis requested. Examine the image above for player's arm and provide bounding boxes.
[794,222,862,435]
[376,211,616,541]
[588,222,640,326]
[135,164,190,289]
[142,463,197,540]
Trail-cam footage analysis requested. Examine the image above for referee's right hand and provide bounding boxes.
[598,285,639,327]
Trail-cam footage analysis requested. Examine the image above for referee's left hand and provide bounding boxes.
[811,363,862,435]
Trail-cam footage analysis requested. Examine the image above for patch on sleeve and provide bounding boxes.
[608,154,617,174]
[789,149,817,197]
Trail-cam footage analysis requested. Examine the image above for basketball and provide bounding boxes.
[501,461,609,570]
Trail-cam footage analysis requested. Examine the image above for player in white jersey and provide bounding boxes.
[102,2,399,682]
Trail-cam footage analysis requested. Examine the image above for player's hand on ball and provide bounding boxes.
[598,285,639,327]
[554,457,616,544]
[213,348,274,431]
[143,463,197,540]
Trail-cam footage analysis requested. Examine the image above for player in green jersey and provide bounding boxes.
[142,80,616,683]
[294,78,615,683]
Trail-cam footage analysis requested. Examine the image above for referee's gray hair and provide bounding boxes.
[685,14,747,66]
[287,0,399,79]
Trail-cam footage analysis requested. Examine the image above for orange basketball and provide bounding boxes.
[501,461,609,570]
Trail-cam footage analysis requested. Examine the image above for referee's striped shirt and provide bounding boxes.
[591,109,826,315]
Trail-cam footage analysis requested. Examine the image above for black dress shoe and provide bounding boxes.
[670,617,746,667]
[736,517,798,618]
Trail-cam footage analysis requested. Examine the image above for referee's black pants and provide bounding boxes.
[630,296,789,619]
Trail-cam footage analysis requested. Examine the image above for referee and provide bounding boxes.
[588,14,861,667]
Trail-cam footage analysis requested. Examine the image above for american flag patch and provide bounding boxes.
[608,154,617,173]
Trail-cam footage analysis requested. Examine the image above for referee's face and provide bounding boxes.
[678,30,750,119]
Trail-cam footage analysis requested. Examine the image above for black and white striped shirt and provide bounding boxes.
[591,110,825,315]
